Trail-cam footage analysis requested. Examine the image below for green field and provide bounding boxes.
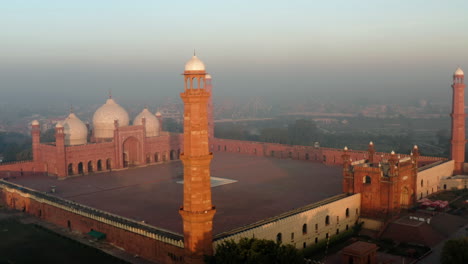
[0,216,126,264]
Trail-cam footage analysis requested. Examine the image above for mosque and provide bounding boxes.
[0,55,466,264]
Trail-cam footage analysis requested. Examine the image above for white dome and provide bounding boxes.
[31,120,39,126]
[155,111,162,117]
[56,122,63,128]
[455,67,464,76]
[205,74,212,79]
[185,55,205,71]
[134,108,160,137]
[93,98,129,139]
[62,113,88,145]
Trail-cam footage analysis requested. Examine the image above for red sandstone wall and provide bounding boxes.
[0,161,44,177]
[38,144,59,175]
[145,134,183,162]
[211,138,445,167]
[0,188,185,263]
[65,142,115,174]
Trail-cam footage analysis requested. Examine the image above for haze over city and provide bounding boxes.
[2,1,468,264]
[2,0,467,108]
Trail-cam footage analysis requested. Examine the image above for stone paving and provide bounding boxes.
[5,152,342,234]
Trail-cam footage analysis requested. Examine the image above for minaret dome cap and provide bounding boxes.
[455,67,464,76]
[185,55,206,71]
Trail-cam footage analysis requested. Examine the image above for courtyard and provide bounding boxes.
[5,152,342,235]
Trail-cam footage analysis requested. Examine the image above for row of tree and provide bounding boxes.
[214,118,423,154]
[207,230,467,263]
[0,132,32,162]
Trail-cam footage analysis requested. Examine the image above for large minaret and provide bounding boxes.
[179,54,216,264]
[450,67,466,175]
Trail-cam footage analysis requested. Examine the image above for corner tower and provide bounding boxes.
[450,67,466,175]
[31,120,41,162]
[179,54,216,264]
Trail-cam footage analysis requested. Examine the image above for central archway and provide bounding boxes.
[400,186,411,209]
[123,136,141,168]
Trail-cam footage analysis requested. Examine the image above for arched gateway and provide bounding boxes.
[122,136,141,167]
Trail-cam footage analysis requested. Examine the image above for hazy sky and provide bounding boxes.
[1,0,467,108]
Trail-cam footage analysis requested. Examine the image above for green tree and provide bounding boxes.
[16,148,32,161]
[259,128,288,144]
[40,128,56,143]
[441,237,468,264]
[162,118,183,133]
[3,143,20,162]
[205,238,304,264]
[287,119,318,146]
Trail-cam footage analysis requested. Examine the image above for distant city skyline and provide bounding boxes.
[1,0,467,107]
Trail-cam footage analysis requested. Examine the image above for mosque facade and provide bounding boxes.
[0,57,466,264]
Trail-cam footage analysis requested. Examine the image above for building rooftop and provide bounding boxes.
[5,152,342,235]
[342,241,378,256]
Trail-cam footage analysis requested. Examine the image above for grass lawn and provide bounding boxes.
[0,218,127,264]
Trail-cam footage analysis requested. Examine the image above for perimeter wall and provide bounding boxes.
[0,180,185,264]
[211,138,445,167]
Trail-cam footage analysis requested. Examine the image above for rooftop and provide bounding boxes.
[342,241,378,255]
[5,152,342,235]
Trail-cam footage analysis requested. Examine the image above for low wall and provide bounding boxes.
[213,193,361,250]
[0,180,184,264]
[360,218,384,231]
[440,176,468,190]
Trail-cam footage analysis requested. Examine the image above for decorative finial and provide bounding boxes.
[391,150,395,155]
[193,49,196,56]
[413,145,418,149]
[108,89,112,99]
[70,105,74,114]
[344,146,348,151]
[369,141,373,145]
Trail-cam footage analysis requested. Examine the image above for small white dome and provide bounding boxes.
[93,98,129,139]
[31,120,39,126]
[185,55,205,71]
[62,113,88,145]
[134,108,160,137]
[205,74,212,79]
[56,122,63,128]
[155,111,162,117]
[455,67,464,76]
